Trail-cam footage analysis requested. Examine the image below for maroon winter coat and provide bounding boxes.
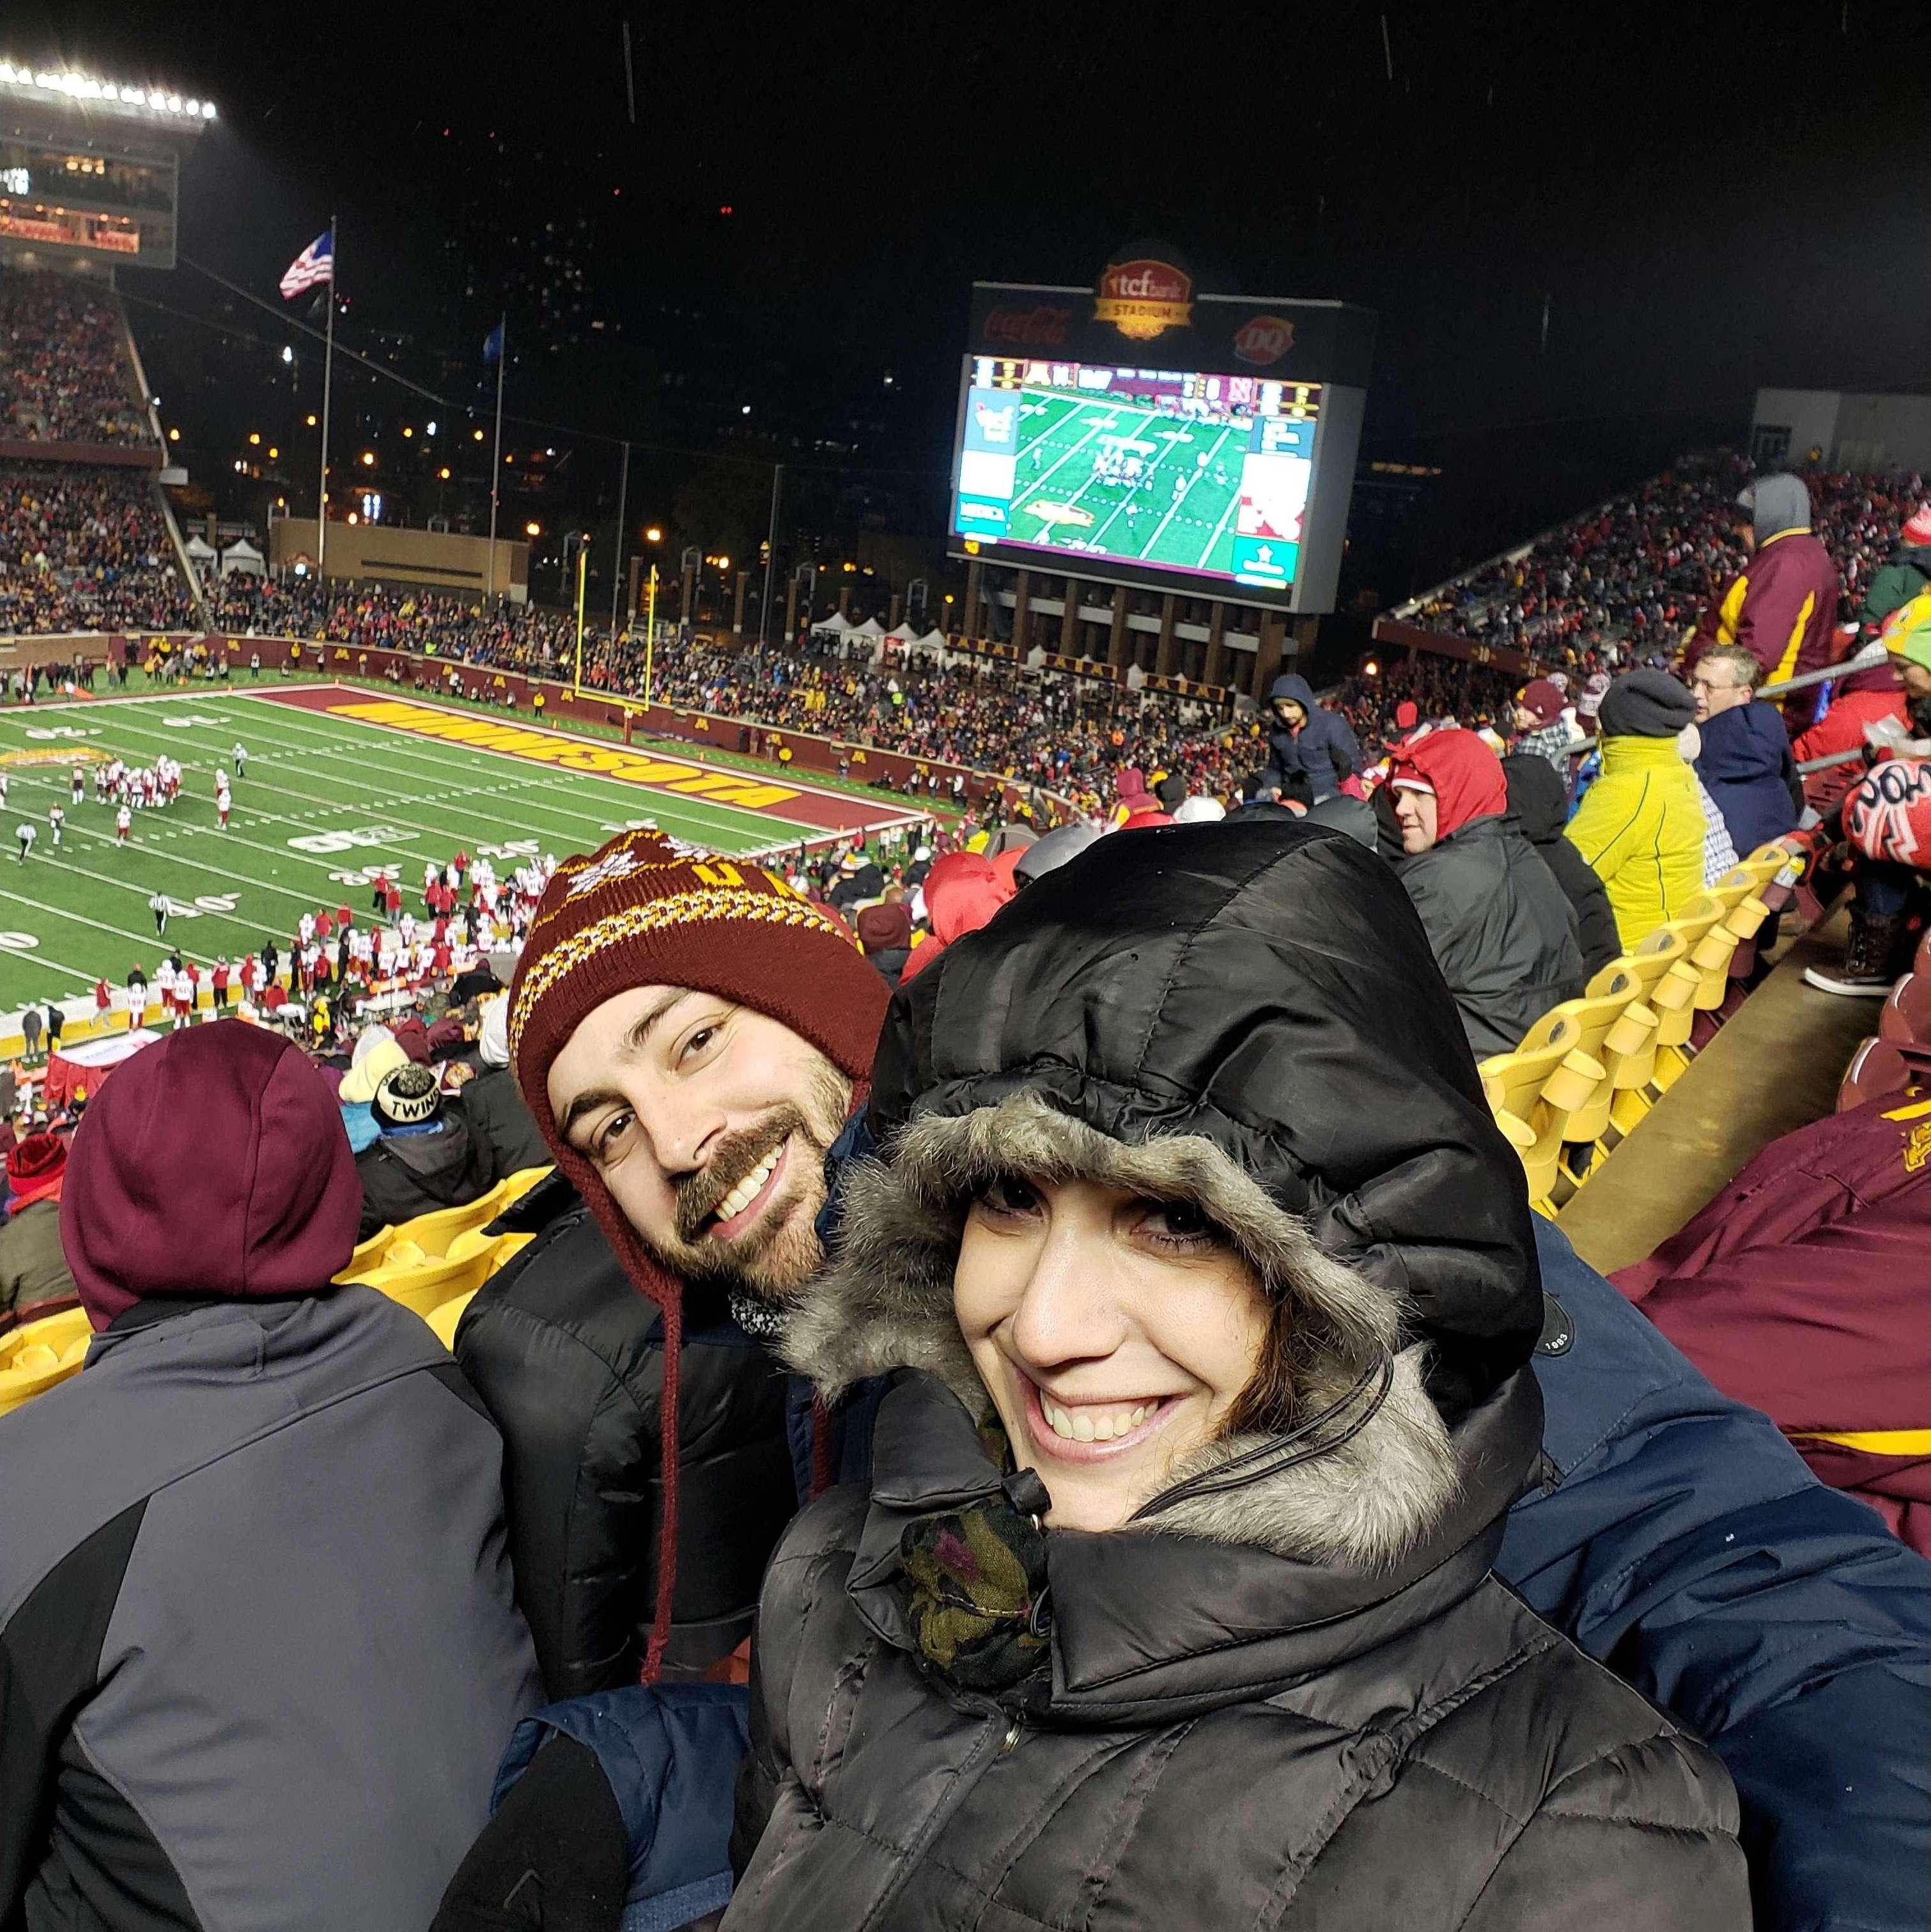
[1687,528,1842,728]
[1614,1095,1931,1555]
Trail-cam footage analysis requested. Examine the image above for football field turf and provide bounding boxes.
[1004,388,1245,575]
[0,683,922,1011]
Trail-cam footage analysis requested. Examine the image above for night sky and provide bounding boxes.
[12,0,1931,597]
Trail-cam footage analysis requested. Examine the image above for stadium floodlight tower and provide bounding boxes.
[947,243,1376,703]
[0,58,213,276]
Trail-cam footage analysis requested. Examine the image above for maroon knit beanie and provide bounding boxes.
[508,827,890,1681]
[1515,678,1565,727]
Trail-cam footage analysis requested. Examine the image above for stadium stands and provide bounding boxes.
[1407,450,1921,662]
[0,272,156,446]
[0,463,194,632]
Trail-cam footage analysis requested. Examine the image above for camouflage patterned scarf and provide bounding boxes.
[897,1428,1051,1694]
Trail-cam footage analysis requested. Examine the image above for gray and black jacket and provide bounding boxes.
[0,1287,541,1931]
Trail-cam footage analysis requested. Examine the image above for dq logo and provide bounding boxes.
[1233,315,1296,365]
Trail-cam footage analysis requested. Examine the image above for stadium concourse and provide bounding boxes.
[1,261,1929,1932]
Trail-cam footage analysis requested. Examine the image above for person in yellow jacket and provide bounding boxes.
[1564,670,1707,949]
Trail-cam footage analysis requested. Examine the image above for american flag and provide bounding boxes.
[279,229,333,300]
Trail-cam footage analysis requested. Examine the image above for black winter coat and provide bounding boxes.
[729,820,1745,1931]
[1503,753,1621,978]
[1394,813,1586,1057]
[354,1113,498,1239]
[458,1066,554,1176]
[729,1377,1746,1932]
[455,1180,798,1698]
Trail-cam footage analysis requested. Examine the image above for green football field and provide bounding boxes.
[0,683,918,1011]
[1005,387,1246,574]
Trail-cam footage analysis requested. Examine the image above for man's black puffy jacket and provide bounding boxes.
[454,1178,798,1698]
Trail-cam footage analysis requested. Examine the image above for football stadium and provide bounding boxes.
[1,16,1928,1932]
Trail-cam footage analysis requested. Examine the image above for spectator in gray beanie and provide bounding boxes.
[1566,671,1708,947]
[1596,668,1697,740]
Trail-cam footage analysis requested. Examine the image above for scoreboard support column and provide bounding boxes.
[1060,575,1081,654]
[1253,612,1287,697]
[1156,595,1179,676]
[1204,602,1228,686]
[1108,588,1131,669]
[1012,571,1033,655]
[963,559,982,640]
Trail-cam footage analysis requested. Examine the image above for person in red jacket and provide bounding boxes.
[1791,651,1913,809]
[1687,473,1842,729]
[1615,1093,1931,1555]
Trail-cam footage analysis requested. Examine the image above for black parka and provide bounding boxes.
[1503,752,1621,978]
[455,1180,798,1698]
[1393,812,1586,1057]
[727,821,1746,1931]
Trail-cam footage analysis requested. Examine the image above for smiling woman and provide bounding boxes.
[731,818,1751,1931]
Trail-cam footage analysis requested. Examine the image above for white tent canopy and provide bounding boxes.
[851,616,887,639]
[885,620,920,641]
[809,611,853,635]
[184,534,217,561]
[915,628,947,650]
[219,537,265,576]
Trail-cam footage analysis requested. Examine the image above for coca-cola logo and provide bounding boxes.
[983,304,1072,345]
[1099,259,1192,304]
[1233,314,1295,365]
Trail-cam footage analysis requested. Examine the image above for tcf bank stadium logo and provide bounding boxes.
[1233,314,1296,366]
[1095,256,1193,341]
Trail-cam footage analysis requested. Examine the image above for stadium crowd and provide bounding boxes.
[1418,449,1925,662]
[0,464,194,634]
[0,272,155,446]
[1,467,1928,1931]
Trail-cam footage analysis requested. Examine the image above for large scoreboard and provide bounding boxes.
[0,64,210,271]
[949,253,1374,613]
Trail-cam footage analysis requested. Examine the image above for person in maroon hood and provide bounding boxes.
[0,1023,539,1931]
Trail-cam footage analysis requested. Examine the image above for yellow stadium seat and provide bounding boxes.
[337,1229,392,1282]
[389,1189,511,1260]
[427,1289,478,1350]
[498,1165,553,1208]
[356,1246,497,1319]
[446,1226,534,1270]
[0,1305,93,1417]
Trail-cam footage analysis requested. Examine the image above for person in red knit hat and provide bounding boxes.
[454,827,891,1705]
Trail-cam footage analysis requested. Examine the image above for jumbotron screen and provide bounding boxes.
[950,354,1322,597]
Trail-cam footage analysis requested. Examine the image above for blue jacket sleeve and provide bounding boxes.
[493,1685,750,1928]
[1501,1220,1931,1932]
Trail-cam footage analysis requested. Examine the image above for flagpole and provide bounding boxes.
[316,214,336,584]
[644,565,658,710]
[573,538,589,692]
[486,312,506,605]
[608,437,630,641]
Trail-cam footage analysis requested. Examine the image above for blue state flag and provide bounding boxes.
[483,320,505,366]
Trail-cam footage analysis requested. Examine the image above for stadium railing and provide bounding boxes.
[0,1164,554,1415]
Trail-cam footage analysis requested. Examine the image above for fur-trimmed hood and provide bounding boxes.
[789,820,1547,1573]
[789,1095,1463,1569]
